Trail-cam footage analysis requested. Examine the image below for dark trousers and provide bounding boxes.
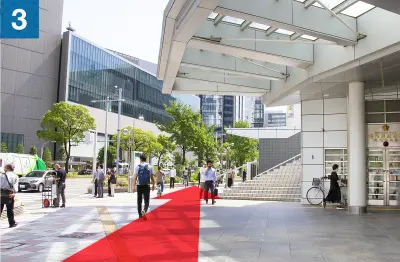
[204,181,215,202]
[170,177,175,188]
[1,198,15,226]
[108,179,111,196]
[228,178,233,188]
[242,175,246,182]
[94,179,98,196]
[98,179,104,197]
[56,183,66,206]
[137,185,150,217]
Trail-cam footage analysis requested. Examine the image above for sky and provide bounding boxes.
[62,0,170,64]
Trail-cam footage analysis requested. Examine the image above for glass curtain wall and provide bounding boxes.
[68,35,175,124]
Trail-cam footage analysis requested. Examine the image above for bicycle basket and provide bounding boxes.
[312,178,321,187]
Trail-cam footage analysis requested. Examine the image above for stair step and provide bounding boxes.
[220,196,301,202]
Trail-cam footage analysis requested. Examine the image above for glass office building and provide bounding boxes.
[60,32,175,125]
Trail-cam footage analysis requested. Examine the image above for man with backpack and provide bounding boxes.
[133,155,155,220]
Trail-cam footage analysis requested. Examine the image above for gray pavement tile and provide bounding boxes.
[228,247,261,259]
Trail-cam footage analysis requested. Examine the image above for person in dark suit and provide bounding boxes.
[323,164,342,209]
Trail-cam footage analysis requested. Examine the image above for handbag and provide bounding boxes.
[1,173,14,205]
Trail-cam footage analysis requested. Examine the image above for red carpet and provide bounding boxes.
[63,186,219,262]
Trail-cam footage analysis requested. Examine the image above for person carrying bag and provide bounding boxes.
[1,164,19,228]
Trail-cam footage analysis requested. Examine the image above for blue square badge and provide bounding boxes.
[0,0,39,38]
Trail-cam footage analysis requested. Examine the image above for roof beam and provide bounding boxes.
[192,20,313,68]
[214,14,225,25]
[266,27,278,36]
[181,48,287,80]
[291,33,302,41]
[332,0,359,14]
[240,20,252,31]
[173,77,270,96]
[304,0,317,9]
[215,0,357,46]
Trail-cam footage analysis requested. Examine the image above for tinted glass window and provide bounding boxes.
[26,172,44,177]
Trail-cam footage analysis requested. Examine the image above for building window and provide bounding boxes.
[1,133,24,153]
[366,100,400,123]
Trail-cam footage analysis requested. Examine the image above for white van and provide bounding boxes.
[0,153,38,175]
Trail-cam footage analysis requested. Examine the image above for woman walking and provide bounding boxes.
[323,164,342,209]
[109,170,116,197]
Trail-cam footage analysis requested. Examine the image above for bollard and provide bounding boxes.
[128,175,133,193]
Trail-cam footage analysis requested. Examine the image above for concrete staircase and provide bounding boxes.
[219,156,301,202]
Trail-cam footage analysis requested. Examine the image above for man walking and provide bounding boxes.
[93,166,99,197]
[133,155,155,220]
[1,164,19,228]
[183,167,189,188]
[170,166,176,189]
[242,169,247,182]
[203,160,217,205]
[97,165,105,198]
[55,164,67,208]
[198,162,207,199]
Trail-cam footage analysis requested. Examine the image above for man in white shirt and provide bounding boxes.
[93,166,99,197]
[169,166,176,189]
[198,162,207,199]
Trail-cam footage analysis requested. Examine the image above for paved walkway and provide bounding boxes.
[1,187,399,262]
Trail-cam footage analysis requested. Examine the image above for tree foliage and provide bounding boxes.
[29,145,37,155]
[116,126,162,159]
[158,101,216,164]
[97,146,117,168]
[37,102,96,173]
[226,121,258,168]
[16,144,24,154]
[156,134,176,167]
[42,147,52,168]
[1,142,8,153]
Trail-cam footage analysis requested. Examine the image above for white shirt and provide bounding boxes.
[199,167,207,183]
[170,169,176,178]
[1,171,19,192]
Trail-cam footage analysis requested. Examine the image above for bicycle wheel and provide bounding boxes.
[306,187,324,205]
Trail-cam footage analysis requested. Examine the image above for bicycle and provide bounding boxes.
[306,177,348,207]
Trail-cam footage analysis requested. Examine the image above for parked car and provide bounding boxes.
[78,169,92,175]
[18,170,56,192]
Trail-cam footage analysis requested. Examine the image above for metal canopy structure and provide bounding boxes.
[157,0,400,104]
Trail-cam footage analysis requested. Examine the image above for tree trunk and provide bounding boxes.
[182,147,186,165]
[65,142,71,173]
[157,152,162,167]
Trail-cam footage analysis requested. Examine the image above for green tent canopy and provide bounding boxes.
[33,155,47,171]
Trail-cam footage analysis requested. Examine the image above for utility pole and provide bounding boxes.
[115,86,123,175]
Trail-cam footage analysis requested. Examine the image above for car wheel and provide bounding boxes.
[38,183,44,193]
[18,188,22,192]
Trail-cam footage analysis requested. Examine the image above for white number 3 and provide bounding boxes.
[12,9,28,31]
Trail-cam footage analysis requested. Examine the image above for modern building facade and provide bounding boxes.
[1,0,64,153]
[253,99,265,128]
[235,96,255,126]
[200,95,234,141]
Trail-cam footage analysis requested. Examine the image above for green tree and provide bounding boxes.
[193,125,217,164]
[117,126,163,159]
[156,134,176,167]
[226,121,258,167]
[42,147,52,168]
[16,144,24,154]
[29,145,37,155]
[58,145,66,161]
[158,102,206,164]
[37,102,96,173]
[1,142,8,153]
[97,146,117,168]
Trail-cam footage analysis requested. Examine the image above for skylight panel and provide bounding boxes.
[301,35,317,41]
[249,22,270,30]
[276,29,295,35]
[222,16,245,25]
[341,1,375,17]
[208,12,218,19]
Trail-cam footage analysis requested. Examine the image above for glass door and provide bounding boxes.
[368,149,400,206]
[368,150,385,206]
[387,150,400,206]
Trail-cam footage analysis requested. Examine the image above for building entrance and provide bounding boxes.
[368,149,400,206]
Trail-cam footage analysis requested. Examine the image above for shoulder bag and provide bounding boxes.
[1,173,14,205]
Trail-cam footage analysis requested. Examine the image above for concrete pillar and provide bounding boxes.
[348,82,367,214]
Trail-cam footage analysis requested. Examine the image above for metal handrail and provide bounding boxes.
[255,154,301,178]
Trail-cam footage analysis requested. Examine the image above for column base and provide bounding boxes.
[348,206,367,214]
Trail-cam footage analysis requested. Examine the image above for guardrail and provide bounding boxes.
[255,154,301,178]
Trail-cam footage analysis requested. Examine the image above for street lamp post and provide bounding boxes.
[40,141,56,159]
[115,86,123,176]
[91,93,125,171]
